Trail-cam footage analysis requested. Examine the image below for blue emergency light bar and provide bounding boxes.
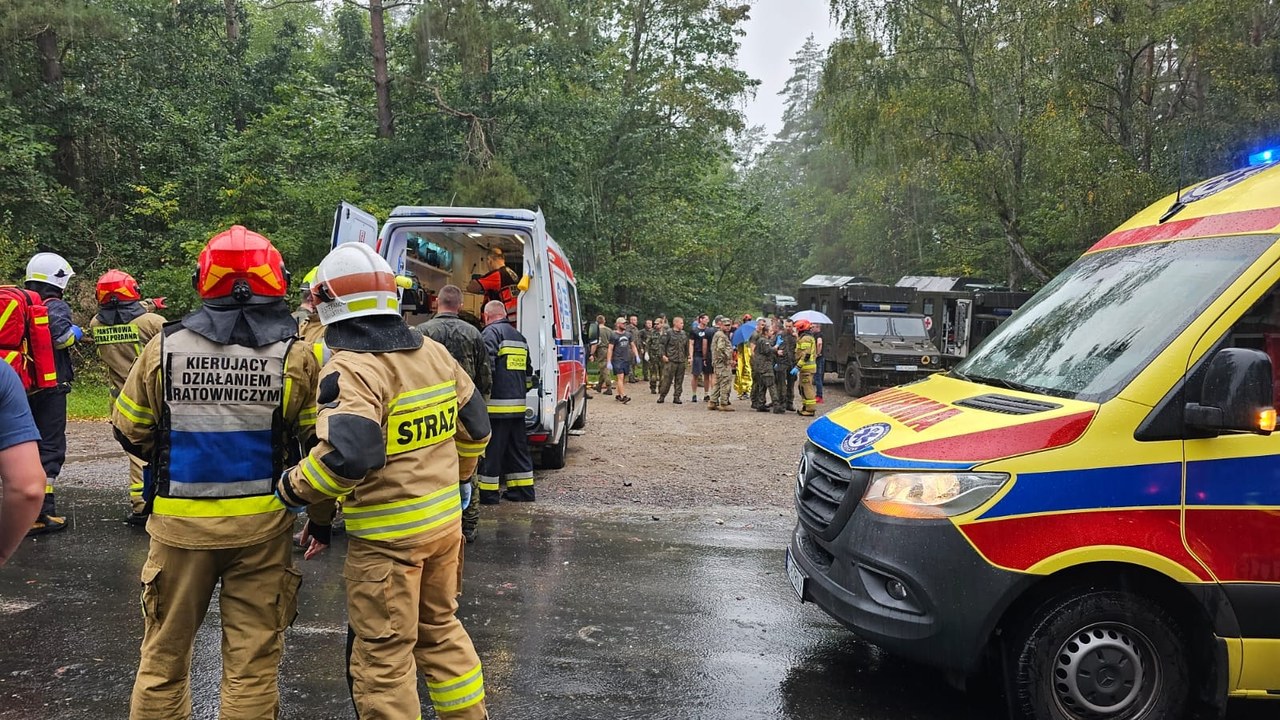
[1248,148,1278,166]
[858,303,909,313]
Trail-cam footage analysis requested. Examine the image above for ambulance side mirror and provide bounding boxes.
[1185,348,1276,436]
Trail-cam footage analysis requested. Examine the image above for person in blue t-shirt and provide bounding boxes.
[0,363,47,565]
[689,313,715,403]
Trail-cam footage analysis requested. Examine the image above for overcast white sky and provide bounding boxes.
[737,0,841,137]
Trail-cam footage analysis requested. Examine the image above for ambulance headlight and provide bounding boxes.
[862,472,1009,519]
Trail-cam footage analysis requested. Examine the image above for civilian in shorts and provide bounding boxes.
[689,313,715,403]
[606,317,640,403]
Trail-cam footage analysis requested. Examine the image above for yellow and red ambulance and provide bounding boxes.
[787,156,1280,720]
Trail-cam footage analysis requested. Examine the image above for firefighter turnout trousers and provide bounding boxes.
[131,530,300,720]
[345,534,487,720]
[476,418,533,503]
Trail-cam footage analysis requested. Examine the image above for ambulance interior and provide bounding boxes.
[388,225,527,326]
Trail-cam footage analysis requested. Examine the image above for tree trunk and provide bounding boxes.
[223,0,240,44]
[370,0,394,139]
[36,28,79,189]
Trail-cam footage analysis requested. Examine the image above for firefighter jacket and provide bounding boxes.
[90,308,166,393]
[111,327,319,550]
[659,327,689,363]
[482,320,531,418]
[419,312,492,399]
[711,329,734,368]
[751,333,776,375]
[796,332,818,372]
[277,337,492,548]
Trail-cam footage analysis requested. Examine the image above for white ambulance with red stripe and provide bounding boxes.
[331,202,587,468]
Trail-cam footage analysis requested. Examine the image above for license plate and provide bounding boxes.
[895,365,918,372]
[785,548,807,603]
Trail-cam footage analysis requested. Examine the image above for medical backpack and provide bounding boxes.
[0,286,58,392]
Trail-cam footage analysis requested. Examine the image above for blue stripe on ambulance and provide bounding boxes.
[978,462,1183,520]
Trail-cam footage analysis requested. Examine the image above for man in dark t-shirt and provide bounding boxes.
[689,313,715,403]
[606,317,639,402]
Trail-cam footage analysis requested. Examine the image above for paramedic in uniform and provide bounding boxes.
[477,299,535,503]
[467,246,520,320]
[89,269,166,525]
[111,226,322,720]
[275,243,491,720]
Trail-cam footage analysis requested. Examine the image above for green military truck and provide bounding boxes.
[796,277,943,397]
[895,276,1033,368]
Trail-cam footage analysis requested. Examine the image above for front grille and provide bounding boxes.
[796,442,871,533]
[955,393,1061,415]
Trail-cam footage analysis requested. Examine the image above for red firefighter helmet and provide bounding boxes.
[96,269,142,305]
[794,319,813,333]
[195,226,288,301]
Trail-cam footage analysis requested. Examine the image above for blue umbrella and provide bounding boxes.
[732,323,757,346]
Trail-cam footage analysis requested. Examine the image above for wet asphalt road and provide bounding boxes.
[0,490,1271,720]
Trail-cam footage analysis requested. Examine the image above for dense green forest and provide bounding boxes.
[2,0,1279,322]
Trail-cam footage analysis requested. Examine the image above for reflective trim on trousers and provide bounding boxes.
[501,471,534,488]
[476,475,499,492]
[427,662,485,714]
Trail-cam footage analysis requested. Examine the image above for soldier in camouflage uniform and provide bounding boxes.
[658,316,688,404]
[709,316,735,411]
[776,318,798,412]
[625,315,640,383]
[418,285,492,543]
[644,318,664,393]
[749,319,778,412]
[590,315,613,395]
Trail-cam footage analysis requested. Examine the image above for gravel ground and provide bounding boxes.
[59,375,852,528]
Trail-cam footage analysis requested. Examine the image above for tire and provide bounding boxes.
[1009,589,1190,720]
[540,420,569,470]
[571,395,586,430]
[844,363,864,396]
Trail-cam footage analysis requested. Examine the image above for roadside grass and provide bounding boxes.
[68,380,112,419]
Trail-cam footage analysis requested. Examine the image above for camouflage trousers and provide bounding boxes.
[711,362,734,405]
[751,368,778,409]
[646,358,662,389]
[659,361,685,401]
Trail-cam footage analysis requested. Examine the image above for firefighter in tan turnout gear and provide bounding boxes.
[111,226,321,719]
[90,269,166,524]
[276,242,491,720]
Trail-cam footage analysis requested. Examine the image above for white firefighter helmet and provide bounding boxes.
[25,252,75,290]
[312,243,400,325]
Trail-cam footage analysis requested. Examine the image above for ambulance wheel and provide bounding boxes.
[843,364,863,396]
[541,425,568,470]
[1009,589,1189,720]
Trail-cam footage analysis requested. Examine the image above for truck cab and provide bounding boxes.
[799,277,943,397]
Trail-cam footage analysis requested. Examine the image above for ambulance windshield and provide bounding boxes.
[954,234,1274,402]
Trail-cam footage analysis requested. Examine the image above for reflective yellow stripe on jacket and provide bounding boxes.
[487,398,526,415]
[115,391,155,427]
[796,336,817,372]
[301,454,356,499]
[387,381,458,455]
[152,494,284,517]
[456,438,486,458]
[343,484,462,542]
[427,662,485,715]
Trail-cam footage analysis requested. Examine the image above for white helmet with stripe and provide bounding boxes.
[25,252,75,290]
[313,243,400,325]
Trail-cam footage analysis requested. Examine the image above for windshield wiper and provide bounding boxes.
[957,373,1042,395]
